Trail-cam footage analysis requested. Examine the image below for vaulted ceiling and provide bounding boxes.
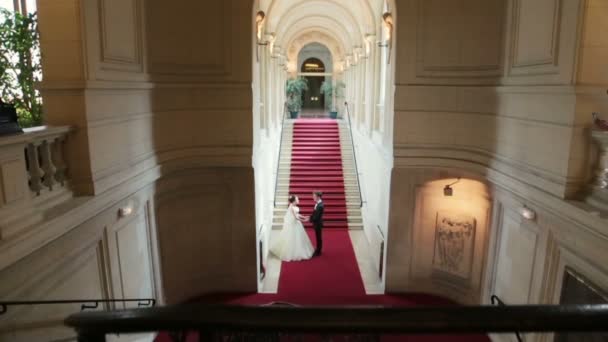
[257,0,392,73]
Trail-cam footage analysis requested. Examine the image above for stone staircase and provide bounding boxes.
[272,119,363,230]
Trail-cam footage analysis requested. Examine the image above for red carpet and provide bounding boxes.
[290,119,348,229]
[155,119,490,341]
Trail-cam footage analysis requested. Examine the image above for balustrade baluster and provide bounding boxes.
[40,140,57,190]
[26,142,44,195]
[52,136,67,186]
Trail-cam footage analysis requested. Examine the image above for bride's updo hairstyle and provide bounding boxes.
[288,195,296,206]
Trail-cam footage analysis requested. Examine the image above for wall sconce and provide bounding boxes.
[519,206,536,221]
[443,178,461,197]
[378,12,393,64]
[255,11,266,62]
[255,11,266,44]
[118,204,134,218]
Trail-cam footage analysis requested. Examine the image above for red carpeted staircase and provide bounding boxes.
[154,119,490,342]
[290,119,348,229]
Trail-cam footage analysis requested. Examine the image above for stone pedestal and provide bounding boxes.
[585,130,608,211]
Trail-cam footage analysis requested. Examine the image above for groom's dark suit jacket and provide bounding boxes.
[310,201,324,227]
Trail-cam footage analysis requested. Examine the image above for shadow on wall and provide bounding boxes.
[144,0,258,305]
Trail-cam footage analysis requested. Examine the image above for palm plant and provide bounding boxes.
[320,80,345,117]
[285,77,308,115]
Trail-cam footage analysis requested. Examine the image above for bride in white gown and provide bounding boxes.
[270,195,315,261]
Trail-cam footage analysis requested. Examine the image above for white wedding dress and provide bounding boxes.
[270,205,315,261]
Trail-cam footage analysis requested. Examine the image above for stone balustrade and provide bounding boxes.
[0,126,72,240]
[20,126,70,195]
[585,130,608,212]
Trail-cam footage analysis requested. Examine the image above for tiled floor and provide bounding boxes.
[261,229,384,295]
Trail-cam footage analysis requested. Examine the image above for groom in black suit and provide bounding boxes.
[309,191,324,256]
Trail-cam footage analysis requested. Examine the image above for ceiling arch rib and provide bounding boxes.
[288,31,343,59]
[287,31,343,73]
[282,25,348,73]
[265,0,377,36]
[281,22,349,53]
[272,0,362,40]
[279,19,354,56]
[274,12,359,51]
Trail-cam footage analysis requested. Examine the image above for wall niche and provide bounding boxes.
[410,178,491,304]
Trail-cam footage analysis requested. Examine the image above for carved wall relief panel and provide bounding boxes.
[432,211,477,280]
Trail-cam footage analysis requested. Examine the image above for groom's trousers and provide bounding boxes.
[314,224,323,253]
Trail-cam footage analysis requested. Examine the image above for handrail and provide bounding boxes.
[376,224,385,240]
[491,295,523,342]
[0,125,72,148]
[65,303,608,339]
[377,225,385,279]
[273,102,289,208]
[0,298,156,315]
[344,102,363,208]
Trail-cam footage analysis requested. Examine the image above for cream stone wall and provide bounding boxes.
[387,2,608,334]
[0,0,257,339]
[0,185,161,341]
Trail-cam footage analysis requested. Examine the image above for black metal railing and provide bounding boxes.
[344,101,363,208]
[64,303,608,341]
[0,298,156,315]
[491,295,523,342]
[377,225,385,279]
[273,102,289,208]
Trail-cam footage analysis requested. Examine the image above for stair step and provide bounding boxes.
[290,167,344,171]
[274,204,360,209]
[289,189,345,194]
[273,220,363,226]
[288,171,353,177]
[274,209,348,216]
[272,223,362,230]
[291,150,342,154]
[291,143,345,147]
[286,176,346,182]
[291,153,342,158]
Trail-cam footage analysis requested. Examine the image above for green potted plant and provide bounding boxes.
[320,80,345,119]
[0,9,42,130]
[285,77,308,118]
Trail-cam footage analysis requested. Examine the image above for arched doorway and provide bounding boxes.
[301,57,325,110]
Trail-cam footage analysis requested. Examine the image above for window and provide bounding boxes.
[0,0,42,127]
[301,58,325,73]
[0,0,36,14]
